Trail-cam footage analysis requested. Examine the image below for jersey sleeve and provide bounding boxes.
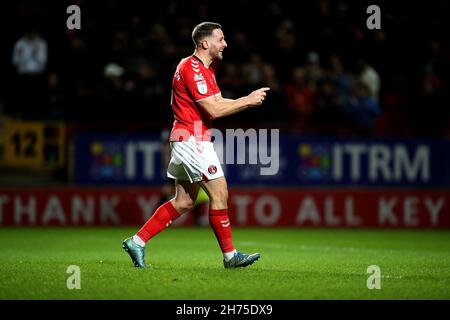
[182,65,218,102]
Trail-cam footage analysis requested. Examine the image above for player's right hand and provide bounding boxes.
[248,87,270,106]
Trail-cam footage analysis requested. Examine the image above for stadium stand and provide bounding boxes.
[1,0,449,185]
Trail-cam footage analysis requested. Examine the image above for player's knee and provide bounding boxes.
[173,197,195,214]
[210,188,228,204]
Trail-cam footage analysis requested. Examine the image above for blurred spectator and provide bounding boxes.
[344,81,381,134]
[329,54,354,102]
[223,31,252,65]
[12,28,47,75]
[97,62,127,119]
[46,72,65,119]
[260,64,286,126]
[242,54,266,89]
[220,62,243,98]
[304,51,324,92]
[356,58,380,101]
[284,67,315,133]
[311,77,349,134]
[273,19,299,81]
[127,61,166,121]
[412,61,446,136]
[11,27,48,118]
[102,63,125,92]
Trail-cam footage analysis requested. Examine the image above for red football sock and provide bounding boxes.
[209,209,235,253]
[137,201,181,244]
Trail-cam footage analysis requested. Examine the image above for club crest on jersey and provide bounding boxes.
[208,165,217,174]
[194,73,204,81]
[197,80,208,94]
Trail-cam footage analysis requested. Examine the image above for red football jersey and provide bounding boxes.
[169,55,221,141]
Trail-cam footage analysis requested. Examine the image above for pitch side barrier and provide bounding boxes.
[0,188,448,228]
[73,133,450,188]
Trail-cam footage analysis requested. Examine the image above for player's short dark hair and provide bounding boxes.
[192,22,222,46]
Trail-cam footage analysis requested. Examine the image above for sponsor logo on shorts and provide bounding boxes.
[208,165,217,174]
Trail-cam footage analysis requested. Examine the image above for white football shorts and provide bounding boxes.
[167,135,224,183]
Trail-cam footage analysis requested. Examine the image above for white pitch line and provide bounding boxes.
[237,241,445,256]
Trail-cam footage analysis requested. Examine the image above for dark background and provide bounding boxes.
[1,0,449,137]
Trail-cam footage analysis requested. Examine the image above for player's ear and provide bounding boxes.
[201,39,209,50]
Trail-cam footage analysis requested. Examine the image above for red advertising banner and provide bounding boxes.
[0,188,449,228]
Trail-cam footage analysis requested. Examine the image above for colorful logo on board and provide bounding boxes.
[297,143,331,181]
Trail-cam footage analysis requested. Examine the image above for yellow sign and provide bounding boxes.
[4,121,45,167]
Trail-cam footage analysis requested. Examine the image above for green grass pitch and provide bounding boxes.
[0,228,449,299]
